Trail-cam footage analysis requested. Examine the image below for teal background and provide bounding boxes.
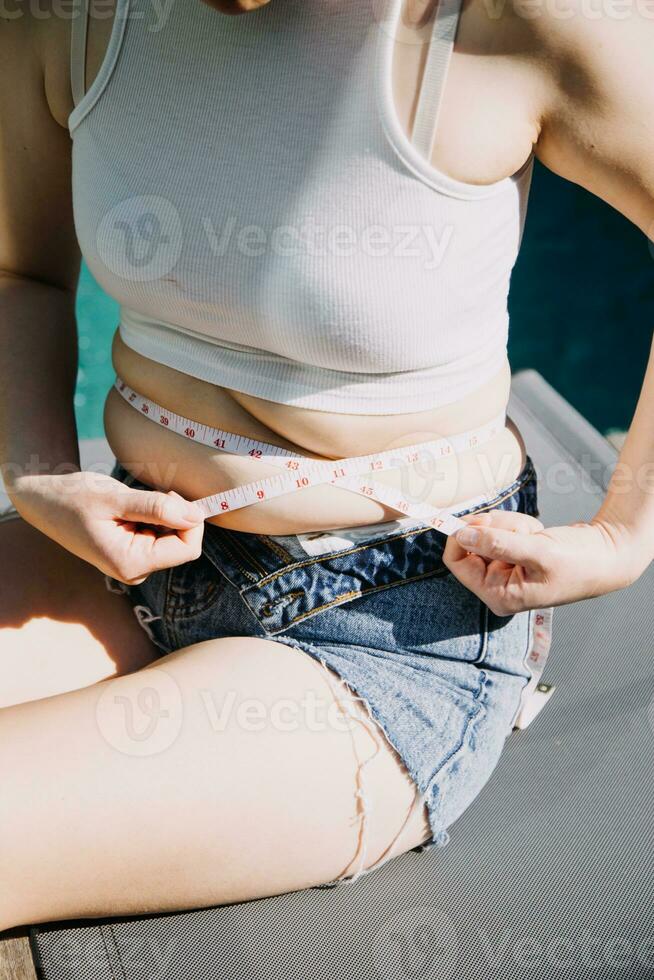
[74,160,654,440]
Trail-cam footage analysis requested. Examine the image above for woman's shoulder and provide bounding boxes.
[498,0,652,105]
[0,0,116,131]
[470,0,653,172]
[513,0,654,235]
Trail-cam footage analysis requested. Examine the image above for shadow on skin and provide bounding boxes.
[0,517,157,706]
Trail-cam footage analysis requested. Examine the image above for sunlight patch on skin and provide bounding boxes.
[0,619,117,707]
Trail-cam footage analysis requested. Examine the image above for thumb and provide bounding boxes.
[452,523,545,568]
[121,487,205,528]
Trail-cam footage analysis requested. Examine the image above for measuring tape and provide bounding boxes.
[114,374,554,728]
[114,377,509,531]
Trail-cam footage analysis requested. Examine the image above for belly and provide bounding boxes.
[104,331,527,534]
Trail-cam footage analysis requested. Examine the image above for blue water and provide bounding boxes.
[74,263,119,439]
[509,162,653,435]
[75,160,654,440]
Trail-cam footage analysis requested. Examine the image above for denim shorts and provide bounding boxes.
[107,454,543,873]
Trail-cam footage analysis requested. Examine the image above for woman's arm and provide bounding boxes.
[444,8,654,612]
[532,8,654,555]
[0,10,204,583]
[594,336,654,567]
[0,10,81,485]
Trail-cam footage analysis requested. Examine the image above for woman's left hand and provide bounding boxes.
[442,509,649,615]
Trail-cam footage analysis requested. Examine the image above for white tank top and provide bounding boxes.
[69,0,535,414]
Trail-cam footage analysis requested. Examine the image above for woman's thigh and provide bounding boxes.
[0,516,158,706]
[0,635,431,930]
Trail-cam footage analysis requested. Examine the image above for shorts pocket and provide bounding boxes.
[163,554,232,649]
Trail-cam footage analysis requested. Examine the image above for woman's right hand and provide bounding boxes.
[8,471,206,585]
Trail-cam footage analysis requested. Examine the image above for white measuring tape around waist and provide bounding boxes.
[114,375,554,729]
[114,376,509,531]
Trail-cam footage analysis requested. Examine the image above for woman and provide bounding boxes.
[0,0,652,930]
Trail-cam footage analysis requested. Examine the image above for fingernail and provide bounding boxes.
[457,528,480,546]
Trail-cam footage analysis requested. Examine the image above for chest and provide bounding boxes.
[83,0,537,188]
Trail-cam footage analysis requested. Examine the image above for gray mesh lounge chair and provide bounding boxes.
[19,369,654,979]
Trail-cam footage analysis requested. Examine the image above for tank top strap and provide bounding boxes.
[70,0,91,107]
[411,0,464,160]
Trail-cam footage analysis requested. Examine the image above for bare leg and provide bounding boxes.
[0,516,158,706]
[0,636,431,931]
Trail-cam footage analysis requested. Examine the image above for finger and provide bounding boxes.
[128,522,205,574]
[451,525,548,568]
[460,510,544,533]
[444,545,539,614]
[445,510,543,564]
[175,524,206,547]
[119,488,205,529]
[484,558,519,591]
[150,523,205,568]
[442,550,496,600]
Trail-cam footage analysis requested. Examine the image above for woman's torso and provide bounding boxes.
[78,0,540,533]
